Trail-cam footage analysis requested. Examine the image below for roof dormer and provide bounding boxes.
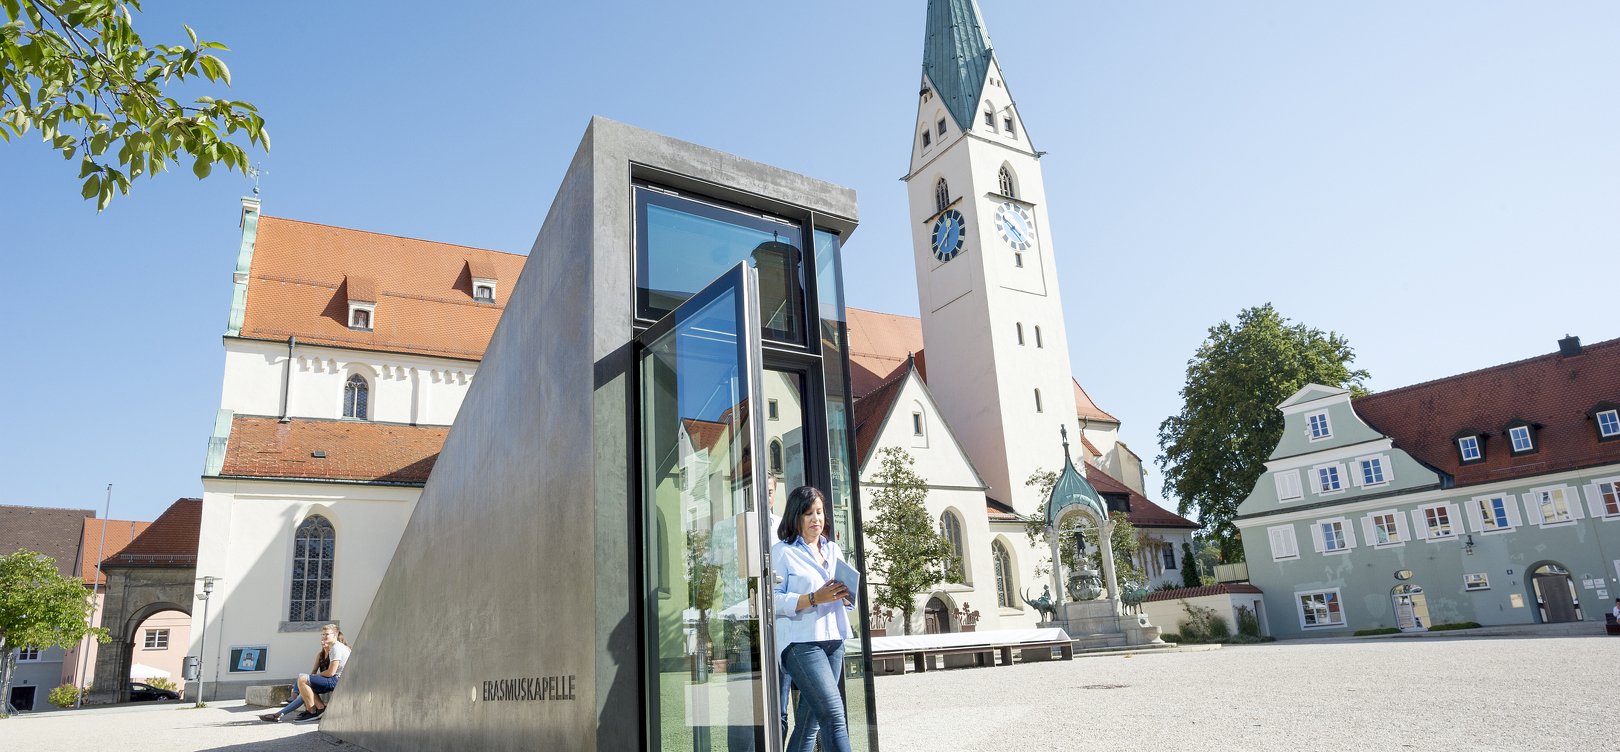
[467,258,499,303]
[345,274,377,331]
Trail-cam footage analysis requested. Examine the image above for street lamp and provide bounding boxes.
[192,576,222,707]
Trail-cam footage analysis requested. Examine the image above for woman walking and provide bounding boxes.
[771,486,853,752]
[259,624,349,722]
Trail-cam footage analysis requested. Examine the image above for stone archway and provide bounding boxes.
[88,565,196,704]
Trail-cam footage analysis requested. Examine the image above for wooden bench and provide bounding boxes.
[871,638,1074,674]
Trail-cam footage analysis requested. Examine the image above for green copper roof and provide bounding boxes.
[1045,430,1106,526]
[922,0,995,132]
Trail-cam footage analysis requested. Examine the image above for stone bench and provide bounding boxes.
[245,684,332,709]
[870,636,1075,674]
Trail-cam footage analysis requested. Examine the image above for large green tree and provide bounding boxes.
[1156,304,1369,561]
[863,447,957,635]
[2,0,268,210]
[0,550,108,716]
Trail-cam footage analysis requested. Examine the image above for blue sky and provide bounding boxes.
[3,1,1616,523]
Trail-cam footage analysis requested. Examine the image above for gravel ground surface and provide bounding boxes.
[874,635,1620,752]
[1,700,360,752]
[7,636,1614,751]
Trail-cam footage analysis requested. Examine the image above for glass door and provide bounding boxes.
[640,262,780,752]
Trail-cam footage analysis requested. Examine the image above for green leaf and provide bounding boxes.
[78,156,97,178]
[183,22,196,46]
[81,173,101,200]
[192,154,211,179]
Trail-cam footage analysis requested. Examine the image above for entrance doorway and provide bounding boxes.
[924,597,950,634]
[10,685,35,711]
[1391,585,1429,631]
[1532,563,1583,623]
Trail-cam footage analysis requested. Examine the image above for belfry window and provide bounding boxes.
[343,374,369,420]
[290,515,335,623]
[992,540,1014,608]
[998,166,1016,198]
[935,178,950,213]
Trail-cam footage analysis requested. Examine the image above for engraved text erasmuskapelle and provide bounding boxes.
[482,675,577,702]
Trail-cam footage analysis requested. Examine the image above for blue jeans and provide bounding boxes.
[781,641,849,752]
[279,673,338,715]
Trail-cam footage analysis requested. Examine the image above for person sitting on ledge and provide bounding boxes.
[260,624,349,723]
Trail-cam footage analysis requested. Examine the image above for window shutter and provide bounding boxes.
[1285,527,1298,558]
[1361,516,1376,546]
[1310,469,1323,495]
[1503,495,1523,528]
[1465,500,1485,533]
[1446,503,1463,535]
[1410,509,1428,540]
[1310,523,1325,553]
[1523,493,1545,525]
[1350,463,1364,487]
[1270,527,1289,560]
[1584,484,1607,517]
[1566,488,1585,520]
[1382,456,1395,484]
[1342,521,1358,549]
[1393,511,1410,543]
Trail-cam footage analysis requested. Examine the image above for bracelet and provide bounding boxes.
[809,591,817,607]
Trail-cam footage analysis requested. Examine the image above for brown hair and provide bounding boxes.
[776,486,835,543]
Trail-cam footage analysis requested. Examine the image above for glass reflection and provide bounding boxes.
[637,186,805,344]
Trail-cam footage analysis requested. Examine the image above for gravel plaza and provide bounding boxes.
[5,634,1615,751]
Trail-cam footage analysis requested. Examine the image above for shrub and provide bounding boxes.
[1178,603,1229,643]
[1354,627,1401,636]
[47,684,82,708]
[1428,621,1483,631]
[1236,605,1262,638]
[147,677,178,691]
[1159,632,1182,643]
[1227,633,1261,644]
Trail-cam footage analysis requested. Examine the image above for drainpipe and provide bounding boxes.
[280,336,295,422]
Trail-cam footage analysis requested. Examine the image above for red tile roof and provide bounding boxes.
[467,258,499,280]
[1353,337,1620,487]
[845,308,925,398]
[239,216,525,359]
[221,416,447,484]
[79,519,152,584]
[1143,583,1263,603]
[0,505,96,578]
[1086,468,1199,529]
[986,498,1023,521]
[852,367,910,469]
[1073,380,1119,423]
[105,499,201,567]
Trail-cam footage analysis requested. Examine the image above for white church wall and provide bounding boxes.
[220,339,475,425]
[191,477,417,698]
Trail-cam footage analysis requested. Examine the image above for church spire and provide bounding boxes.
[922,0,995,132]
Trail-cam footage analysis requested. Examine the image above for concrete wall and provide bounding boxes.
[1142,592,1268,639]
[321,117,858,752]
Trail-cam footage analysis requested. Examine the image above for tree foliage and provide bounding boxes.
[1180,541,1200,588]
[1156,304,1368,561]
[0,550,108,716]
[1,0,268,210]
[863,447,957,635]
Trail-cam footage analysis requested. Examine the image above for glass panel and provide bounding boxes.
[637,187,805,344]
[763,370,807,513]
[641,283,768,752]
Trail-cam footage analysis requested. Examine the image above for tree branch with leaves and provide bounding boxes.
[863,447,957,635]
[1,0,268,210]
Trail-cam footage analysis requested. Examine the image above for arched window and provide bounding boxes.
[935,178,950,213]
[343,374,369,420]
[940,511,965,583]
[290,515,335,623]
[998,166,1016,198]
[1034,325,1043,348]
[769,439,784,475]
[993,540,1014,608]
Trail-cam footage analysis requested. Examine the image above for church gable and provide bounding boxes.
[855,365,985,491]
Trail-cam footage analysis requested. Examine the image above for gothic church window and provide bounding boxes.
[290,515,336,623]
[993,540,1014,608]
[769,439,784,476]
[343,374,369,420]
[934,178,949,213]
[940,511,965,583]
[998,166,1016,198]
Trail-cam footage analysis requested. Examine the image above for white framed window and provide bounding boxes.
[1312,517,1356,555]
[1268,524,1299,561]
[767,399,779,420]
[1585,480,1620,518]
[474,285,494,302]
[1526,485,1581,526]
[937,117,947,137]
[984,110,995,128]
[1598,410,1620,438]
[1296,589,1345,629]
[1356,455,1390,487]
[1364,510,1406,547]
[1003,114,1016,135]
[1468,494,1520,534]
[1458,435,1481,462]
[1464,573,1490,591]
[342,373,369,420]
[1509,425,1534,452]
[144,628,170,650]
[15,647,41,662]
[912,412,924,436]
[921,129,932,148]
[1274,470,1303,502]
[1413,502,1459,541]
[1306,411,1332,441]
[1314,464,1345,495]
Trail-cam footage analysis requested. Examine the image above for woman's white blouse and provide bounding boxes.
[771,535,854,655]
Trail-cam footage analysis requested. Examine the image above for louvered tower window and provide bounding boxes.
[290,516,335,622]
[935,178,950,213]
[343,374,369,420]
[998,166,1016,198]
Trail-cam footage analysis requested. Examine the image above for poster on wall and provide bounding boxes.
[229,646,269,673]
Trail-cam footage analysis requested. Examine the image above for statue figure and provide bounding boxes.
[1119,582,1150,614]
[1021,586,1058,624]
[1066,567,1103,602]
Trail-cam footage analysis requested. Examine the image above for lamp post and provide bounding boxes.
[193,576,220,707]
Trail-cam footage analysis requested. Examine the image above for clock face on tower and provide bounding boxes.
[931,209,966,263]
[995,202,1035,251]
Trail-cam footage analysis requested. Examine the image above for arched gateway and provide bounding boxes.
[88,499,201,704]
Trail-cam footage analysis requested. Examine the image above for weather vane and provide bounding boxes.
[246,162,268,196]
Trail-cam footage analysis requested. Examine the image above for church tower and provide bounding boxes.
[905,0,1082,512]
